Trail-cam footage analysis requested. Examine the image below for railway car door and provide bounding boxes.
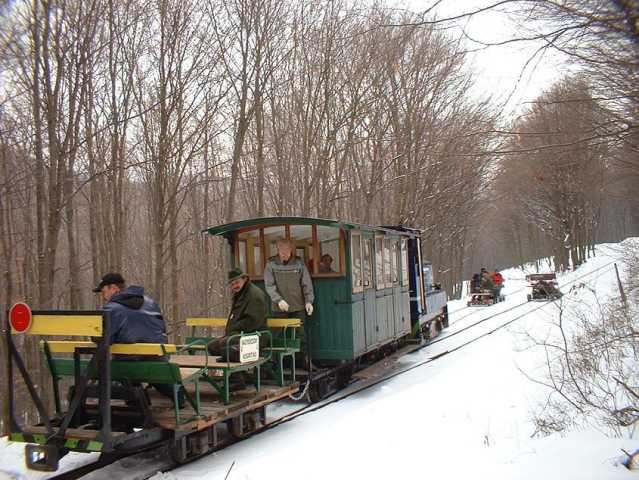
[383,237,395,339]
[361,235,377,350]
[397,238,411,337]
[375,235,389,343]
[350,232,366,354]
[407,237,425,327]
[391,238,404,338]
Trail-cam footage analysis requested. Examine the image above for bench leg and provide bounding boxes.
[278,354,285,386]
[173,385,181,424]
[291,353,296,383]
[195,380,201,415]
[223,371,230,405]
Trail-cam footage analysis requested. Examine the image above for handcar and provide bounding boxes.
[526,273,562,301]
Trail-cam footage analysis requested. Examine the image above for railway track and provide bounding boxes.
[40,262,615,479]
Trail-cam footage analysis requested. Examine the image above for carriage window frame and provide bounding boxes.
[375,235,385,290]
[233,224,346,280]
[391,238,400,286]
[351,232,363,293]
[383,238,393,288]
[316,225,345,277]
[400,238,409,287]
[362,236,374,289]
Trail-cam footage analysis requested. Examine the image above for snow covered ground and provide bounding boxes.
[2,240,638,479]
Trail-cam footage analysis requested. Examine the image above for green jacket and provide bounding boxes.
[226,280,268,336]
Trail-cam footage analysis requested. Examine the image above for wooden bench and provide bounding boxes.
[185,317,302,387]
[41,340,208,423]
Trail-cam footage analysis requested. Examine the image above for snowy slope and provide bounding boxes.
[1,241,638,480]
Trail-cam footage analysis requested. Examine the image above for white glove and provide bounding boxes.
[305,303,313,316]
[278,300,289,312]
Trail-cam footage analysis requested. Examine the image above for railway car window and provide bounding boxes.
[391,239,399,285]
[362,237,373,288]
[289,224,315,272]
[375,236,384,289]
[400,239,409,286]
[238,240,247,273]
[236,229,262,276]
[351,233,362,292]
[383,238,392,287]
[263,226,286,259]
[317,225,342,275]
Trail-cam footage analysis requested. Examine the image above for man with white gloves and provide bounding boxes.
[264,238,315,366]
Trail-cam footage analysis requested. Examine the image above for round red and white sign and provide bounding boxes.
[10,302,32,333]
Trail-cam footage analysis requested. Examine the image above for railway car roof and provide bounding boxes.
[203,216,421,238]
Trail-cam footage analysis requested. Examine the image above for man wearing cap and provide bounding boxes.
[93,273,167,346]
[93,273,178,406]
[207,268,268,359]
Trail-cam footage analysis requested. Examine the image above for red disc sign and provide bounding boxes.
[10,302,32,333]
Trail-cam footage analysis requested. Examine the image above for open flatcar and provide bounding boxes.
[526,273,562,301]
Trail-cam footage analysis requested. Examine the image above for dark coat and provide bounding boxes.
[105,285,167,345]
[226,280,268,336]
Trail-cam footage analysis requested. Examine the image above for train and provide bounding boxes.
[6,216,448,471]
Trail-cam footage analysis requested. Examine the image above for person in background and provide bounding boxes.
[264,238,315,367]
[93,272,181,407]
[319,253,335,273]
[492,269,504,300]
[480,270,494,304]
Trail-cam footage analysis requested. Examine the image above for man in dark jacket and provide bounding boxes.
[207,268,268,359]
[93,273,167,346]
[93,273,179,406]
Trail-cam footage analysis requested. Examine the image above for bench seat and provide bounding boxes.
[41,340,208,423]
[185,317,302,386]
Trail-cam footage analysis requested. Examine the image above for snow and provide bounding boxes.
[2,240,638,479]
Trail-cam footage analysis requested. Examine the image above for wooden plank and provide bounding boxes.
[186,317,228,327]
[170,354,265,369]
[179,367,203,380]
[150,384,299,431]
[21,315,103,337]
[266,318,302,328]
[41,341,178,355]
[23,426,126,439]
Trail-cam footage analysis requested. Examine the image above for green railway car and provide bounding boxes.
[205,217,448,365]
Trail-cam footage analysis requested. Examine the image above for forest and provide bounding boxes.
[1,0,638,430]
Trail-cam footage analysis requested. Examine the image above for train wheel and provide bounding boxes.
[308,378,329,403]
[336,366,353,390]
[228,410,264,439]
[169,436,190,464]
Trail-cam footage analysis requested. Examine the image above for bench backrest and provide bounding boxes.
[185,317,301,350]
[12,311,103,337]
[185,317,302,329]
[47,357,182,384]
[41,340,178,355]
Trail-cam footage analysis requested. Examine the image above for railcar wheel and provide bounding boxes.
[336,366,353,389]
[228,410,264,439]
[308,378,329,403]
[169,436,190,464]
